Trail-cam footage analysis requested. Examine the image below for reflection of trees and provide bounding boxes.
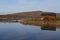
[41,25,56,31]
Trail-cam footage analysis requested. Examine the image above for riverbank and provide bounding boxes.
[20,20,42,26]
[56,20,60,27]
[20,20,60,26]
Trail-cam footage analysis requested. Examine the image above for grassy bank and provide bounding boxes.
[56,20,60,26]
[20,20,43,26]
[20,20,60,26]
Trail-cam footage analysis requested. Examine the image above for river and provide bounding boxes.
[0,22,60,40]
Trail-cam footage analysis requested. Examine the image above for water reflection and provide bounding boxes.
[41,20,56,31]
[0,20,56,31]
[41,25,56,31]
[0,20,60,40]
[20,21,56,31]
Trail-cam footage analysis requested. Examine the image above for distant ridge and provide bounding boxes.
[6,10,60,18]
[0,11,60,20]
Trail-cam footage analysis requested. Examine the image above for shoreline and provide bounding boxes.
[20,20,60,27]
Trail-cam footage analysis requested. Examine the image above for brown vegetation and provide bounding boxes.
[0,11,59,20]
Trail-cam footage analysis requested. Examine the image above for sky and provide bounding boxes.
[0,0,60,14]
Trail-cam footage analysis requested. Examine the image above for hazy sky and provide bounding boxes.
[0,0,60,14]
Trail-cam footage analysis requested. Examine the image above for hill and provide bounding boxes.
[0,11,60,20]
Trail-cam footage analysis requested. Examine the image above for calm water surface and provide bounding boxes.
[0,22,60,40]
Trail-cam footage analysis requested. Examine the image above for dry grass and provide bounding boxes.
[20,20,60,27]
[56,20,60,27]
[20,20,42,26]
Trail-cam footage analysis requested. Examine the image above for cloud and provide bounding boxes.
[40,0,60,12]
[0,0,60,14]
[17,0,60,13]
